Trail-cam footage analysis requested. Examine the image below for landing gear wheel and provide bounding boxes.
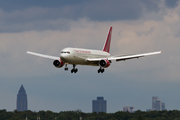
[71,65,78,73]
[64,64,68,71]
[98,68,105,73]
[74,68,78,73]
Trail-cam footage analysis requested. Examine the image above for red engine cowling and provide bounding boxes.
[99,59,110,68]
[53,59,64,68]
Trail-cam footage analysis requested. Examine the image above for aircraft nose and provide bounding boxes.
[60,53,69,61]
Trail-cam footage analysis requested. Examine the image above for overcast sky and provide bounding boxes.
[0,0,180,113]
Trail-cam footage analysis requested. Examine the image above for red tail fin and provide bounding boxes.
[102,27,112,53]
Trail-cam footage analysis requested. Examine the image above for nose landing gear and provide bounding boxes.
[64,64,68,71]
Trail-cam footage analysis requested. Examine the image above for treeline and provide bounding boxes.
[0,109,180,120]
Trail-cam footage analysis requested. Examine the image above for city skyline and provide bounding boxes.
[15,93,168,112]
[0,0,180,112]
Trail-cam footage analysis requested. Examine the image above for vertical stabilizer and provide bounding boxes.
[102,27,112,53]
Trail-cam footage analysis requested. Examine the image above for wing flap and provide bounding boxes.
[86,58,107,61]
[27,51,59,60]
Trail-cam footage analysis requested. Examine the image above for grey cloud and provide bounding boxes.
[81,0,142,21]
[0,0,85,12]
[0,0,163,32]
[79,0,162,21]
[136,28,154,36]
[165,0,179,8]
[0,18,72,33]
[141,0,161,12]
[175,28,180,37]
[0,7,74,33]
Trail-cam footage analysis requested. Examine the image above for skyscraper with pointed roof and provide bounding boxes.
[17,85,28,111]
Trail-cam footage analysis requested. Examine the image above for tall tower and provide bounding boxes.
[92,97,107,113]
[17,85,28,111]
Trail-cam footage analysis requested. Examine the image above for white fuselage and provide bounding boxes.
[60,47,110,66]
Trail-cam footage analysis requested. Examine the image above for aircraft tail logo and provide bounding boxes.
[102,27,112,53]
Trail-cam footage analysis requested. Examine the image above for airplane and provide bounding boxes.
[27,27,161,73]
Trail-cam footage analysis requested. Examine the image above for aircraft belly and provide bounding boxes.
[66,55,98,66]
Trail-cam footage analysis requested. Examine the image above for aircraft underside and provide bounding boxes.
[60,57,107,73]
[64,63,105,73]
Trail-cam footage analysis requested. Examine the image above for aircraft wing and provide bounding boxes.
[27,51,59,60]
[86,51,161,62]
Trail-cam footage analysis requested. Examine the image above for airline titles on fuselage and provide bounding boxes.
[74,50,91,54]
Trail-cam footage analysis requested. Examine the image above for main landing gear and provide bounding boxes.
[65,65,105,73]
[64,64,78,73]
[98,67,105,73]
[71,64,78,73]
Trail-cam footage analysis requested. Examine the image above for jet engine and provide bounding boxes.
[99,59,110,68]
[53,59,64,68]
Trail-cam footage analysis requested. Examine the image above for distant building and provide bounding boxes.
[17,85,28,111]
[92,97,107,113]
[152,96,158,110]
[155,99,162,111]
[146,109,152,112]
[152,96,165,111]
[162,103,166,110]
[123,106,135,112]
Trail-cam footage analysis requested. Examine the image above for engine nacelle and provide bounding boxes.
[99,59,110,68]
[53,59,64,68]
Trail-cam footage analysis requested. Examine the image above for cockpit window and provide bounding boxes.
[61,51,70,54]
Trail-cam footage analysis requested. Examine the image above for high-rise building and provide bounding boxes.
[92,97,107,113]
[123,106,135,112]
[17,85,28,111]
[152,96,158,110]
[162,103,166,110]
[152,96,165,111]
[154,99,162,111]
